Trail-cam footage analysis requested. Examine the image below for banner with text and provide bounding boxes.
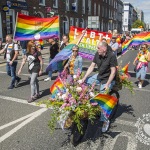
[69,26,112,60]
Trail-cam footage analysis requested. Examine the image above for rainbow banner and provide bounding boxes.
[14,13,59,41]
[46,33,83,72]
[69,26,112,60]
[50,77,66,98]
[122,32,150,54]
[90,93,118,118]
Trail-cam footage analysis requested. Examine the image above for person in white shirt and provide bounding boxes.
[0,35,21,89]
[109,36,119,56]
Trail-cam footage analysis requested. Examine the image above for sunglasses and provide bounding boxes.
[141,47,146,48]
[72,50,78,52]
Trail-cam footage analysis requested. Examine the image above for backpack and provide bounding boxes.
[4,43,16,60]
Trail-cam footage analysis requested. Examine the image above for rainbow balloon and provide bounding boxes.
[14,13,59,41]
[90,94,118,118]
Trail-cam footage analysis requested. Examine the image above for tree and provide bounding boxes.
[132,20,144,28]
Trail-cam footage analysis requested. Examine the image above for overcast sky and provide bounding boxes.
[124,0,150,23]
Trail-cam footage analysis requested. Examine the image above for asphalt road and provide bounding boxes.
[0,47,150,150]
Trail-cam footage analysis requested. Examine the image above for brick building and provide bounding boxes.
[0,0,123,41]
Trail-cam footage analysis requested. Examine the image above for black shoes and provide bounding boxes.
[15,77,21,88]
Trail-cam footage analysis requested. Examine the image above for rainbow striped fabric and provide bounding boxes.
[121,63,129,74]
[46,35,82,72]
[122,32,150,54]
[14,13,59,41]
[90,93,118,118]
[50,77,66,98]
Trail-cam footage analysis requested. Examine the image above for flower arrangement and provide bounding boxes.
[39,69,101,134]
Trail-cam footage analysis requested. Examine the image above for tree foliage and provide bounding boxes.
[132,20,144,28]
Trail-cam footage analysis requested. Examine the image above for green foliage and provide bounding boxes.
[132,20,144,28]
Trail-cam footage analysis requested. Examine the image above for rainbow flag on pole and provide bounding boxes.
[50,77,66,98]
[14,13,59,41]
[121,62,129,74]
[90,94,118,118]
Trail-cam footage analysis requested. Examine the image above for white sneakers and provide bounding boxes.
[102,120,110,133]
[138,83,142,88]
[44,77,51,82]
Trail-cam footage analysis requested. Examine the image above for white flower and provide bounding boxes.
[73,75,77,79]
[66,88,69,92]
[89,92,95,97]
[57,93,61,96]
[70,86,73,89]
[62,94,67,100]
[78,79,83,84]
[76,87,82,92]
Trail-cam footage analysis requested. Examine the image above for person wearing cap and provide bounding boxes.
[44,38,59,81]
[109,36,119,56]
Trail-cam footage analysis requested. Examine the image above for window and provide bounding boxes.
[66,0,69,11]
[88,0,91,15]
[70,17,74,26]
[72,0,78,12]
[21,10,29,15]
[75,18,79,26]
[82,0,85,14]
[39,0,45,6]
[98,4,100,16]
[53,0,58,8]
[94,3,96,16]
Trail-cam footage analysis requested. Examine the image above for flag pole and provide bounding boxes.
[13,12,18,42]
[76,26,88,46]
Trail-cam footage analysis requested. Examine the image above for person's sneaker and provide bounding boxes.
[102,120,110,133]
[27,97,36,103]
[44,77,51,82]
[15,77,21,87]
[8,85,14,90]
[138,84,142,88]
[34,94,41,99]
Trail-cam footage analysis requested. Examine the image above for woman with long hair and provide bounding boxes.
[18,43,43,102]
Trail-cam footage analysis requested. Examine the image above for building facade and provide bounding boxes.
[0,0,125,41]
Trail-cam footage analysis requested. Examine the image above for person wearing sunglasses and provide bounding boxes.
[18,43,43,103]
[133,44,149,88]
[64,45,82,75]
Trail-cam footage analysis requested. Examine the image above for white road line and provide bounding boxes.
[0,95,47,108]
[0,109,47,130]
[0,108,47,143]
[115,119,135,127]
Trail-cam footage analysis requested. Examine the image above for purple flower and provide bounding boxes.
[91,102,98,106]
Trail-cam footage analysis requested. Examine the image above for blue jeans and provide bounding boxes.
[22,49,26,55]
[48,58,58,78]
[6,61,20,87]
[86,73,115,122]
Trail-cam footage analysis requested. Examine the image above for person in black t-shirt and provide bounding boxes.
[79,42,118,133]
[18,43,43,103]
[44,38,59,81]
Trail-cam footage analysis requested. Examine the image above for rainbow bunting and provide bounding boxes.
[46,34,83,72]
[14,13,59,41]
[90,94,118,118]
[50,77,66,98]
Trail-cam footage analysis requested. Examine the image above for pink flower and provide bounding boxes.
[91,102,98,106]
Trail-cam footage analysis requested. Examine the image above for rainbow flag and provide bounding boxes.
[122,40,131,54]
[50,77,66,98]
[90,94,118,118]
[121,62,129,74]
[46,34,83,72]
[14,13,59,41]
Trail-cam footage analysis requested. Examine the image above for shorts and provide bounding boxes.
[136,65,147,80]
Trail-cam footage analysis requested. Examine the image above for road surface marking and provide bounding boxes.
[103,131,137,150]
[0,108,47,143]
[0,95,47,108]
